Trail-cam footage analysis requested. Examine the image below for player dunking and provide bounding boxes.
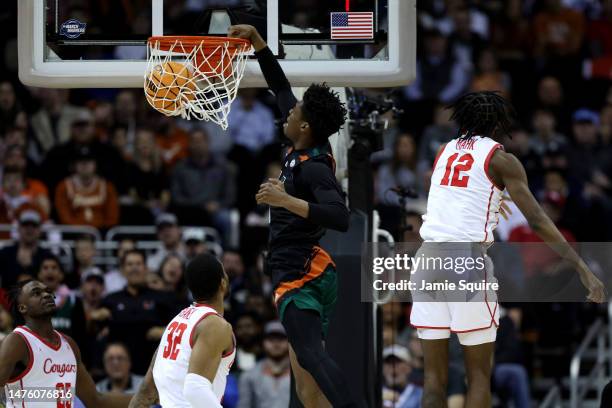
[129,253,234,408]
[413,92,605,407]
[229,26,357,408]
[0,280,132,408]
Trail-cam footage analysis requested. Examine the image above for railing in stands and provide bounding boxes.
[570,318,607,408]
[539,385,562,408]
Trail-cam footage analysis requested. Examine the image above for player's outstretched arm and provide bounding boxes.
[183,315,233,408]
[0,332,29,386]
[228,24,297,118]
[128,348,159,408]
[64,335,132,408]
[490,150,606,303]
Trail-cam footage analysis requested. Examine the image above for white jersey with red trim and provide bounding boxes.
[4,326,77,408]
[152,304,235,408]
[420,136,505,243]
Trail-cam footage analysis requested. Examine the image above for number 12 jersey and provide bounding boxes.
[420,136,504,243]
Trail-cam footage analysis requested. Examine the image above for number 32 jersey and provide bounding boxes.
[152,304,235,408]
[420,136,504,243]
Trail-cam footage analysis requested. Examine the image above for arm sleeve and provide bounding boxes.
[298,162,350,232]
[183,373,222,408]
[254,47,298,119]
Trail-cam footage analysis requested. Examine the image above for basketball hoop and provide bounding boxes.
[145,36,251,129]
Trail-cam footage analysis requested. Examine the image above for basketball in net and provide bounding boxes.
[145,36,251,129]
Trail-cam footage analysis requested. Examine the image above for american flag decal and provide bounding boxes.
[330,12,374,40]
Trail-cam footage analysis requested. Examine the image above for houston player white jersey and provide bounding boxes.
[152,304,235,408]
[420,136,504,243]
[4,326,77,408]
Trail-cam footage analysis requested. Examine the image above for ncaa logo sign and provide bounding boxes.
[60,19,87,39]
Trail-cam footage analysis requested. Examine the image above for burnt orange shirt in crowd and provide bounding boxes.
[54,176,119,229]
[533,8,585,56]
[156,129,189,168]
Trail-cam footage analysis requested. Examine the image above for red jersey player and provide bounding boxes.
[0,280,131,408]
[413,92,605,408]
[129,253,234,408]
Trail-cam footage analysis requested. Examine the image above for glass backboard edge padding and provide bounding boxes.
[18,0,415,89]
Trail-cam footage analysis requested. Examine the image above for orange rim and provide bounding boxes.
[148,36,251,53]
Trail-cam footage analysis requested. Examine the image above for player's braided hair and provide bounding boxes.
[302,83,348,143]
[7,279,33,327]
[447,91,515,140]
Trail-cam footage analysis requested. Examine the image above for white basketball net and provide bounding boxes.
[145,37,250,130]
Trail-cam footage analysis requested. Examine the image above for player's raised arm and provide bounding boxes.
[183,315,233,408]
[128,348,159,408]
[490,150,606,303]
[64,335,132,408]
[228,24,297,118]
[0,332,29,386]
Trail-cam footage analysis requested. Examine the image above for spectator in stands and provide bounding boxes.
[568,109,603,182]
[530,108,567,155]
[37,254,87,344]
[41,108,125,193]
[382,344,423,408]
[2,145,50,216]
[533,0,585,59]
[0,81,21,135]
[234,312,264,372]
[536,76,571,134]
[417,104,457,172]
[586,0,612,79]
[148,212,184,272]
[79,268,110,373]
[470,49,511,99]
[222,249,249,312]
[376,133,419,206]
[158,253,190,305]
[102,249,179,374]
[238,321,291,408]
[70,234,99,285]
[30,89,81,157]
[146,271,165,291]
[54,146,120,230]
[494,306,531,408]
[448,6,486,69]
[489,0,530,59]
[404,29,469,103]
[92,101,114,143]
[182,228,208,263]
[509,191,576,279]
[0,210,51,288]
[170,129,237,234]
[0,167,47,225]
[96,342,144,394]
[104,238,135,294]
[124,128,170,225]
[114,91,138,153]
[155,115,189,167]
[228,89,276,153]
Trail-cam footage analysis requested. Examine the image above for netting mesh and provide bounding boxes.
[145,36,250,130]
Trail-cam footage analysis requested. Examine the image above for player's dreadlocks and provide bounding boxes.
[8,279,33,327]
[447,91,515,140]
[302,83,348,143]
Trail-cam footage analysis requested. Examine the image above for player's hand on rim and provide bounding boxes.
[228,24,266,51]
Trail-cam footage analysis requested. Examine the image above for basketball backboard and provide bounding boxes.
[18,0,415,88]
